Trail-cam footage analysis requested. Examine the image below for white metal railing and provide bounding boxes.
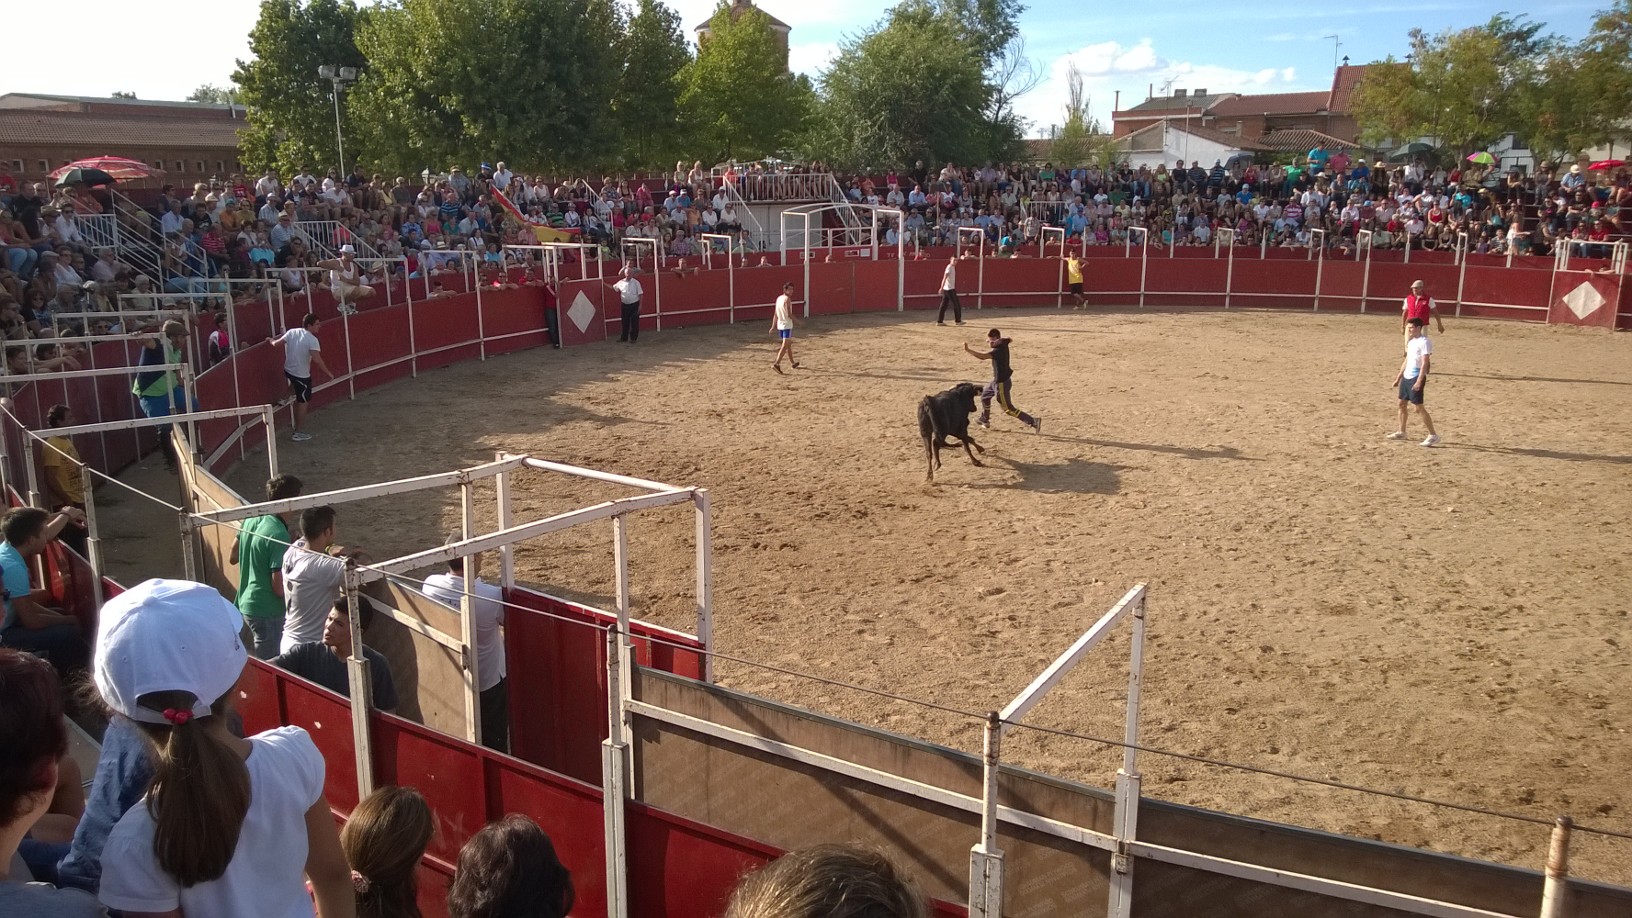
[729,171,834,203]
[297,220,381,260]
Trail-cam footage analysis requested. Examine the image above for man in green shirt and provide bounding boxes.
[229,474,303,659]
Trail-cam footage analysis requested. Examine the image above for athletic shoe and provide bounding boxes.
[292,431,314,442]
[936,322,946,326]
[977,417,990,429]
[1421,434,1440,447]
[1034,417,1043,434]
[772,363,784,375]
[1385,431,1406,440]
[955,321,966,326]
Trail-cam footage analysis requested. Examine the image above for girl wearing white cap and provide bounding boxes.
[92,579,355,918]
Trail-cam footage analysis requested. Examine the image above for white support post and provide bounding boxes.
[1128,226,1150,309]
[1357,230,1374,313]
[81,465,106,612]
[602,625,631,918]
[1041,226,1067,308]
[407,281,419,378]
[1540,816,1572,918]
[969,711,1005,918]
[472,250,487,361]
[177,510,196,581]
[495,454,515,592]
[341,311,356,400]
[1310,229,1326,312]
[1108,592,1147,918]
[694,488,713,683]
[613,513,631,637]
[956,227,987,310]
[261,406,280,479]
[459,480,482,745]
[1217,228,1237,310]
[1456,233,1470,318]
[343,565,377,801]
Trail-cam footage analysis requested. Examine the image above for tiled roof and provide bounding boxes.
[1116,93,1236,115]
[1327,64,1374,113]
[1208,91,1329,118]
[0,111,242,149]
[1114,120,1271,153]
[694,0,790,31]
[1256,129,1359,153]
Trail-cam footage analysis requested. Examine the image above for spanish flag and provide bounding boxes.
[491,186,580,244]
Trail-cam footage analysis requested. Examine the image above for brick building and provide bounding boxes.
[693,0,791,72]
[1111,63,1373,149]
[0,93,244,186]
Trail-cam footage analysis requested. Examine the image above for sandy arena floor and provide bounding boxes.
[107,306,1632,883]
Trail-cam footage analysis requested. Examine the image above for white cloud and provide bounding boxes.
[1016,38,1318,137]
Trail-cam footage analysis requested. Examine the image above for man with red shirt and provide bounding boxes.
[1401,279,1444,336]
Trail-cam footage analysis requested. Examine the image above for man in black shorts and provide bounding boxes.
[268,312,333,441]
[964,328,1041,433]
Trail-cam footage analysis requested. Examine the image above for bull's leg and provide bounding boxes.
[924,434,937,481]
[958,434,985,466]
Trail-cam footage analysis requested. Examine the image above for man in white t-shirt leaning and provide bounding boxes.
[280,505,365,654]
[1388,318,1439,447]
[421,550,509,753]
[268,312,334,442]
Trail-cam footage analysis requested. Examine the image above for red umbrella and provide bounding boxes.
[48,156,165,182]
[1588,159,1625,171]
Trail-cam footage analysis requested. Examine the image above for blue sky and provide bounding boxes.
[0,0,1606,141]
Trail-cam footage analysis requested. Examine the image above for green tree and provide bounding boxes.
[810,0,1027,169]
[1570,0,1632,154]
[614,0,692,169]
[110,91,138,100]
[232,0,365,175]
[347,0,624,176]
[1050,64,1090,167]
[678,1,811,162]
[187,84,235,105]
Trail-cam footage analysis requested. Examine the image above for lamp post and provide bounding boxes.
[318,64,358,177]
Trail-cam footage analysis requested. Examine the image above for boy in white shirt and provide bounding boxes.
[267,312,333,441]
[1388,318,1439,447]
[770,281,799,374]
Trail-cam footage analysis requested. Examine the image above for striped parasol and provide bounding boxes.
[49,156,166,182]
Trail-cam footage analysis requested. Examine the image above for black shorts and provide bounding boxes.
[286,373,314,403]
[1070,282,1084,296]
[1398,376,1425,404]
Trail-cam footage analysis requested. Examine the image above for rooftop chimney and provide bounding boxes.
[1173,89,1187,98]
[1194,88,1206,97]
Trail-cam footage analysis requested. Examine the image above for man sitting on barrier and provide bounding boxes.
[273,595,397,712]
[318,244,375,316]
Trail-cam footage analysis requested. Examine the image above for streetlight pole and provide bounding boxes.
[318,65,358,176]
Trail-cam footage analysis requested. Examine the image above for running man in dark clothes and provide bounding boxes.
[964,328,1041,433]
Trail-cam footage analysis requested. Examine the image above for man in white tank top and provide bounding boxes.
[317,244,375,315]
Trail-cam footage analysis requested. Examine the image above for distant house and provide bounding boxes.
[0,92,244,185]
[1110,121,1270,171]
[1111,62,1373,147]
[693,0,790,72]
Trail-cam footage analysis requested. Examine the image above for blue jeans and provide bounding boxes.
[243,613,284,660]
[4,245,37,280]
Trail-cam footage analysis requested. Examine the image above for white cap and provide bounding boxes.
[94,579,247,725]
[339,244,356,254]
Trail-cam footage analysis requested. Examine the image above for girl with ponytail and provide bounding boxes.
[340,786,433,918]
[91,579,354,918]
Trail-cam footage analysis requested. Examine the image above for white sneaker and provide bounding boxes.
[1385,431,1406,440]
[1420,434,1440,447]
[292,431,313,442]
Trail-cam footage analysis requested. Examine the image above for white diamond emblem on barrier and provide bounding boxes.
[568,291,597,334]
[1562,281,1606,320]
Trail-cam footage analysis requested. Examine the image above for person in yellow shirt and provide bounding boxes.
[40,404,89,558]
[1064,254,1086,308]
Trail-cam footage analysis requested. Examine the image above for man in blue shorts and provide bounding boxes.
[1388,318,1439,447]
[771,281,799,373]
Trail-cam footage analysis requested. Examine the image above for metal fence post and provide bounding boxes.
[603,625,631,918]
[1109,593,1147,918]
[1539,816,1572,918]
[968,711,1005,918]
[343,563,377,801]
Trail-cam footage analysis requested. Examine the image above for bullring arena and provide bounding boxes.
[12,239,1632,916]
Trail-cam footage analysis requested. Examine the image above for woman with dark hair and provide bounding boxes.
[92,578,354,917]
[0,647,103,915]
[342,786,433,918]
[447,814,572,918]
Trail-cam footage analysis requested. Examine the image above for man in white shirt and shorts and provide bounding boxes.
[1388,318,1439,447]
[770,281,799,373]
[268,313,333,442]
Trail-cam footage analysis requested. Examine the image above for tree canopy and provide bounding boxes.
[678,1,811,163]
[232,0,366,175]
[614,0,693,169]
[1351,7,1632,161]
[187,84,235,105]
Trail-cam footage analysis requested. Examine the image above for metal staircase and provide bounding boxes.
[825,175,867,246]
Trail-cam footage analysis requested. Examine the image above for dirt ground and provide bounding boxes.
[104,306,1632,884]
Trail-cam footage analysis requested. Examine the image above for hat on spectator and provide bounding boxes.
[94,579,247,725]
[340,244,356,254]
[1570,165,1581,174]
[81,280,97,290]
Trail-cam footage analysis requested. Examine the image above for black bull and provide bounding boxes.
[918,382,985,481]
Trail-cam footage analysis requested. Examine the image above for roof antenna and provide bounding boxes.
[1324,34,1342,73]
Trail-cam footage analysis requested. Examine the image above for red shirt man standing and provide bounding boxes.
[1401,279,1444,335]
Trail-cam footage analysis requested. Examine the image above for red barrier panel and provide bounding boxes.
[1461,265,1552,322]
[1548,270,1622,329]
[1146,258,1230,304]
[1317,259,1367,313]
[806,262,856,316]
[409,298,483,371]
[659,269,733,329]
[486,750,611,916]
[981,258,1057,307]
[479,287,552,354]
[904,260,945,311]
[735,266,803,323]
[1230,259,1317,309]
[853,259,903,313]
[1084,258,1142,306]
[1362,261,1458,314]
[557,280,609,347]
